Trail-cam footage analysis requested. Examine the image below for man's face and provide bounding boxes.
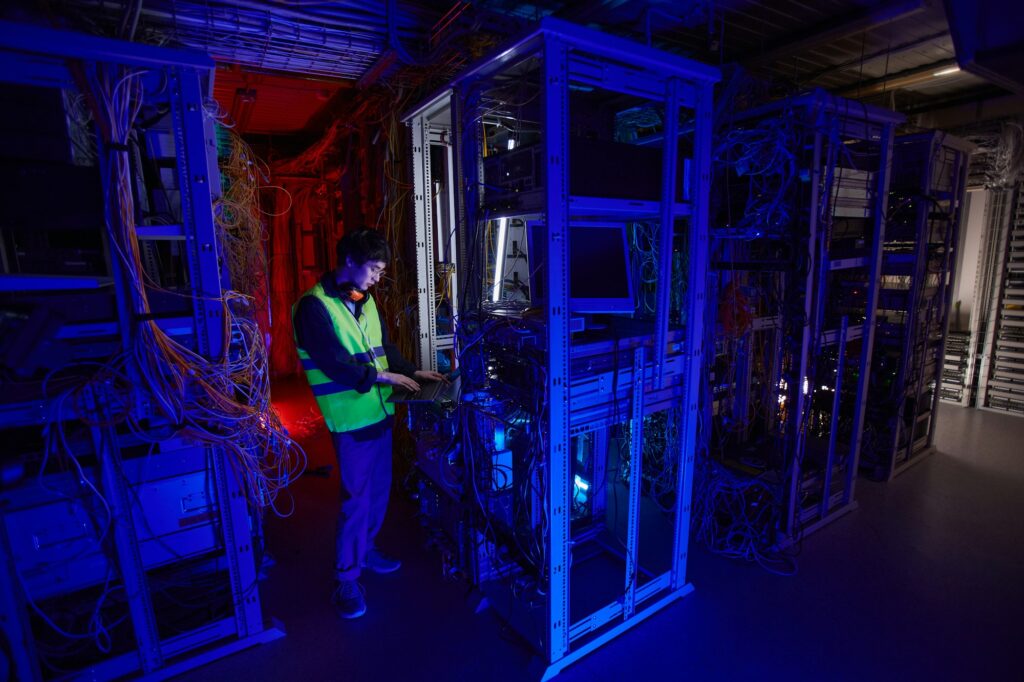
[348,258,387,290]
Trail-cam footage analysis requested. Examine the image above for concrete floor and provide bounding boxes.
[180,394,1023,682]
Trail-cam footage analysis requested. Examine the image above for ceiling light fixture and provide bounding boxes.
[932,66,961,77]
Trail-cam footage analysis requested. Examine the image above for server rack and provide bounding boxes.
[862,132,972,479]
[940,330,971,403]
[405,19,717,679]
[408,95,461,374]
[710,90,902,541]
[977,184,1024,415]
[941,188,1017,408]
[0,23,282,680]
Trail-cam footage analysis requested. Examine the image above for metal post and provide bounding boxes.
[543,34,571,664]
[623,347,646,619]
[172,65,264,637]
[170,66,226,359]
[929,143,970,444]
[821,316,847,517]
[788,116,824,536]
[455,87,481,313]
[211,446,264,637]
[891,136,937,476]
[445,136,461,348]
[653,78,680,387]
[412,115,438,370]
[847,120,896,503]
[671,80,711,589]
[88,387,163,673]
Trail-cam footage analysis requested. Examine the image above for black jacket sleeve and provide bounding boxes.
[293,296,377,393]
[380,319,417,378]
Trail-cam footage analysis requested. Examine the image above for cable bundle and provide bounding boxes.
[713,117,797,239]
[993,120,1024,189]
[214,128,277,307]
[692,459,797,575]
[615,410,681,513]
[82,63,305,513]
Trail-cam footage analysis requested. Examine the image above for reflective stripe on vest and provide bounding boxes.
[292,283,394,433]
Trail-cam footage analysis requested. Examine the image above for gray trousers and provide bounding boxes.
[332,424,392,580]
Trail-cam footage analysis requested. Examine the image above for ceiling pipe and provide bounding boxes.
[836,57,959,98]
[803,30,949,83]
[901,85,1009,114]
[911,91,1024,129]
[741,0,927,67]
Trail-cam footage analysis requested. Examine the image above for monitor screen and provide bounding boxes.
[527,221,634,314]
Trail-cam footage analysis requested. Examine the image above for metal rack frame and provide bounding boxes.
[942,188,1017,408]
[408,94,461,372]
[406,18,717,679]
[788,94,900,538]
[0,22,282,681]
[977,183,1024,416]
[865,132,972,479]
[711,90,903,540]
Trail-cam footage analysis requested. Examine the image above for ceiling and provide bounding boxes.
[212,66,348,135]
[556,0,1019,115]
[13,0,1022,134]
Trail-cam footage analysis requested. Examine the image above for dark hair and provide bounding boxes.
[336,228,390,267]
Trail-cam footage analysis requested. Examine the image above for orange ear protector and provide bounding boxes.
[338,280,366,303]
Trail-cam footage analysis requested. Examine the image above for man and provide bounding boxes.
[292,228,445,619]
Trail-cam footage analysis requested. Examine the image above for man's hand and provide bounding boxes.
[377,371,420,392]
[414,370,449,384]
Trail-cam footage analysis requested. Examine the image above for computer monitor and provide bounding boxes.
[527,221,634,314]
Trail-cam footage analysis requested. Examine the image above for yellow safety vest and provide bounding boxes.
[292,283,395,432]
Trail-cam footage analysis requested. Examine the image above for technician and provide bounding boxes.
[292,227,446,619]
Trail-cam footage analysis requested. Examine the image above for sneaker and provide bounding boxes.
[362,547,401,574]
[332,580,366,619]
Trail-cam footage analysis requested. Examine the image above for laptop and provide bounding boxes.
[387,374,461,405]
